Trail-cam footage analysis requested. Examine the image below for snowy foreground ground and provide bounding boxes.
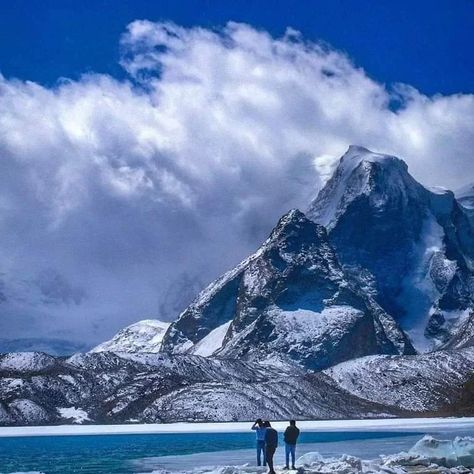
[147,442,474,474]
[138,432,474,473]
[130,437,474,474]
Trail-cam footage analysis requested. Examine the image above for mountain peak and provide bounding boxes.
[308,147,414,228]
[347,144,370,153]
[278,208,306,223]
[90,319,170,353]
[267,208,327,250]
[272,208,319,233]
[341,145,408,172]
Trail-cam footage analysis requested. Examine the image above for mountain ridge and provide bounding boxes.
[1,347,473,425]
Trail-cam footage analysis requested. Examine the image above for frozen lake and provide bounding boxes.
[1,418,473,473]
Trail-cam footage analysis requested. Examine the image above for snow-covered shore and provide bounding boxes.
[137,435,474,473]
[1,416,473,438]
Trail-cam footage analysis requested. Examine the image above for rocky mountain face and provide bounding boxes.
[308,146,474,352]
[161,209,413,371]
[1,348,473,426]
[90,320,170,353]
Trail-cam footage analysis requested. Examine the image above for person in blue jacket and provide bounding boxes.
[251,418,267,466]
[264,420,278,474]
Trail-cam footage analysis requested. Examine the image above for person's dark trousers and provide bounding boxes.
[266,445,276,474]
[285,443,296,468]
[257,440,266,466]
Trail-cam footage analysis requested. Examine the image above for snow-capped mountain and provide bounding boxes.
[308,146,474,352]
[158,146,473,363]
[90,320,170,353]
[161,209,413,370]
[2,145,474,427]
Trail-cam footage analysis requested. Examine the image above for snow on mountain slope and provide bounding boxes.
[142,373,394,423]
[0,351,397,425]
[162,209,413,370]
[308,146,474,352]
[90,320,170,353]
[8,399,49,424]
[1,348,473,426]
[190,320,232,357]
[0,352,57,373]
[324,347,474,411]
[218,304,384,370]
[57,406,90,424]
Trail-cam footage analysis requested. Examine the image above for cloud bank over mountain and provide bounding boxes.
[0,21,473,350]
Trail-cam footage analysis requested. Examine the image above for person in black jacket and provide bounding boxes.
[263,421,278,474]
[283,420,300,470]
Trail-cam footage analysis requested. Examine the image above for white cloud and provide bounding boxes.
[0,21,473,350]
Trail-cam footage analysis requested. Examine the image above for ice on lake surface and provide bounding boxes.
[1,423,474,473]
[132,432,474,473]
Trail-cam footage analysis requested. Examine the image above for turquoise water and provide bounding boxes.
[0,430,417,473]
[0,429,471,473]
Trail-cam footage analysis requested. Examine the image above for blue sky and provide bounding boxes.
[0,1,473,352]
[1,0,473,94]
